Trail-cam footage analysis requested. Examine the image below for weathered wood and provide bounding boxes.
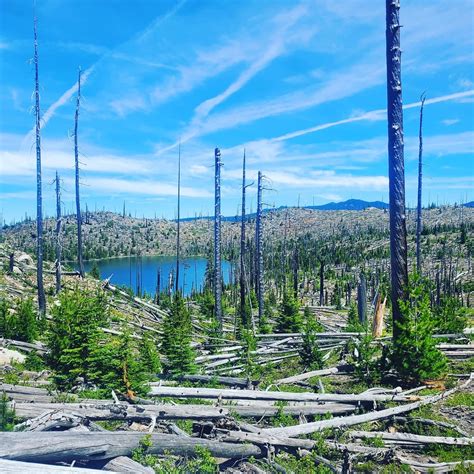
[349,431,473,446]
[262,374,473,437]
[0,338,47,354]
[170,374,258,388]
[148,385,416,403]
[395,456,474,474]
[393,416,471,437]
[102,456,154,473]
[0,432,262,462]
[0,459,114,473]
[275,367,339,385]
[12,401,356,421]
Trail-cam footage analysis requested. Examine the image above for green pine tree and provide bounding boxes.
[161,293,196,375]
[276,287,302,333]
[299,307,324,370]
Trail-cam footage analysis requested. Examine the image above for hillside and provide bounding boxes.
[2,205,472,264]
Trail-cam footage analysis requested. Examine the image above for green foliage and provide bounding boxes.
[89,261,101,279]
[238,329,257,378]
[393,274,447,385]
[47,287,148,395]
[277,287,302,332]
[138,333,161,375]
[0,297,38,342]
[299,308,324,370]
[24,350,46,371]
[161,293,196,375]
[433,296,467,334]
[348,329,380,384]
[346,302,363,332]
[0,392,15,431]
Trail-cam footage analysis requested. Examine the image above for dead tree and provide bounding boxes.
[416,94,426,274]
[386,0,408,342]
[175,143,181,294]
[357,273,367,325]
[256,171,264,326]
[319,260,324,306]
[54,171,62,294]
[74,68,85,277]
[240,150,251,328]
[214,148,223,331]
[34,12,46,314]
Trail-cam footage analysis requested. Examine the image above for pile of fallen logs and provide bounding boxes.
[1,373,472,473]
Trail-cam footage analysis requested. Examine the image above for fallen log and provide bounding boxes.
[12,401,356,421]
[275,367,340,385]
[102,456,154,473]
[0,338,48,354]
[0,432,262,462]
[348,431,473,446]
[147,385,416,404]
[395,456,474,474]
[169,374,259,388]
[262,373,474,437]
[0,459,113,473]
[392,416,471,437]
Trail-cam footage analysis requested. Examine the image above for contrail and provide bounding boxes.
[272,89,474,143]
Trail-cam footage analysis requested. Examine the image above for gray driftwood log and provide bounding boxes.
[0,432,262,462]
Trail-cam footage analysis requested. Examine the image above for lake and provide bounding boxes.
[82,255,232,297]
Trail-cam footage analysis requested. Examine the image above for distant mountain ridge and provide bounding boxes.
[180,199,389,222]
[306,198,389,211]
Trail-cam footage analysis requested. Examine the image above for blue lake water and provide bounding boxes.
[82,256,232,297]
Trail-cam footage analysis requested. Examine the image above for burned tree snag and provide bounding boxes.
[55,171,62,294]
[386,0,408,342]
[74,68,85,278]
[34,12,46,315]
[256,171,264,326]
[175,143,181,294]
[319,260,324,306]
[214,147,223,331]
[416,94,426,274]
[240,150,249,328]
[357,273,367,325]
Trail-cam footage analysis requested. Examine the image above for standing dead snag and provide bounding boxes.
[34,12,46,315]
[54,171,62,294]
[386,0,408,342]
[416,93,426,274]
[256,171,264,327]
[319,260,324,306]
[74,68,85,278]
[357,273,367,325]
[240,150,250,328]
[175,143,181,294]
[214,147,223,332]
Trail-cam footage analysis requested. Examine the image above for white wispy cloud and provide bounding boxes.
[441,118,460,126]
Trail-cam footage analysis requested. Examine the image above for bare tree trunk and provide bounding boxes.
[256,171,264,326]
[74,68,85,277]
[386,0,408,342]
[214,148,223,331]
[357,273,367,325]
[34,12,46,315]
[55,171,62,294]
[175,143,181,294]
[416,94,426,274]
[319,260,324,306]
[240,151,248,327]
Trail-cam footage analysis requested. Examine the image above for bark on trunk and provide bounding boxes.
[55,171,62,294]
[34,13,46,314]
[74,68,84,277]
[386,0,408,341]
[256,171,264,326]
[416,94,426,274]
[214,148,223,331]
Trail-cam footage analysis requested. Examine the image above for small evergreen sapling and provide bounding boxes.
[277,287,302,332]
[299,307,324,370]
[393,274,447,385]
[161,293,196,375]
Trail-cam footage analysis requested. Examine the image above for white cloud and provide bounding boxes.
[441,119,460,126]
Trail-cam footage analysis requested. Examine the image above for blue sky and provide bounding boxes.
[0,0,473,223]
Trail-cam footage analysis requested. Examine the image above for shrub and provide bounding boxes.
[139,333,161,375]
[89,261,101,279]
[0,297,38,343]
[238,329,257,378]
[433,296,467,334]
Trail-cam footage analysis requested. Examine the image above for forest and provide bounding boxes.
[0,1,473,473]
